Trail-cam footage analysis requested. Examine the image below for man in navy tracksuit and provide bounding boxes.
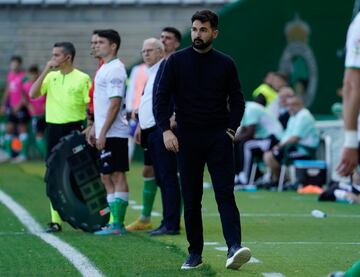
[155,10,251,270]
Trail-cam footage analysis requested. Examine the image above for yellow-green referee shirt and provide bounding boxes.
[41,69,91,124]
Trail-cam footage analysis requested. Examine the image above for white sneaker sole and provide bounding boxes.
[225,247,251,269]
[181,262,203,270]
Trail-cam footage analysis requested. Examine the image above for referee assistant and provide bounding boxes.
[30,42,91,233]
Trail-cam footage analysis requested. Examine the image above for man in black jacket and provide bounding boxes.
[155,9,251,270]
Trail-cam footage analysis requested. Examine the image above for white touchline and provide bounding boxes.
[0,190,104,277]
[204,213,360,218]
[263,273,286,277]
[204,242,219,246]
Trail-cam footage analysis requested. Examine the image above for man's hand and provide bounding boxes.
[96,133,106,150]
[84,125,96,147]
[226,128,235,141]
[134,125,141,145]
[163,130,179,153]
[46,58,61,69]
[337,147,358,176]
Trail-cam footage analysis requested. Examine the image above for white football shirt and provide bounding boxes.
[345,12,360,68]
[94,59,129,138]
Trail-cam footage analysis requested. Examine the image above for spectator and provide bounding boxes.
[253,71,288,107]
[235,100,283,185]
[263,95,319,185]
[269,86,295,128]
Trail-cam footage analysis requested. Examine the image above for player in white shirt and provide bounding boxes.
[90,29,130,235]
[338,12,360,176]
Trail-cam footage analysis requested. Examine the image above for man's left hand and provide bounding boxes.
[96,133,106,150]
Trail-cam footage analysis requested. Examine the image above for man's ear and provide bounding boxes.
[111,43,117,51]
[213,29,219,39]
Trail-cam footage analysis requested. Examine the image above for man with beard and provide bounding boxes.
[155,10,251,270]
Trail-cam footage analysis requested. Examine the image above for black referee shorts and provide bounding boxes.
[46,121,84,160]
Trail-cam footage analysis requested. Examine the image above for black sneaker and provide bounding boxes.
[46,222,62,233]
[181,253,203,270]
[225,245,251,269]
[148,226,180,236]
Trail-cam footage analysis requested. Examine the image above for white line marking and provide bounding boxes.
[131,205,143,210]
[263,273,286,277]
[204,213,360,218]
[150,211,161,217]
[249,257,261,264]
[204,242,219,246]
[214,247,261,263]
[0,190,104,277]
[0,231,28,236]
[129,203,161,216]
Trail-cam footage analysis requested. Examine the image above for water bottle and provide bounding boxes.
[311,209,327,218]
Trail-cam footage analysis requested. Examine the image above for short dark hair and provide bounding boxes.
[92,29,102,35]
[191,10,219,29]
[97,29,121,52]
[162,27,182,42]
[28,64,39,74]
[274,72,288,83]
[53,42,76,62]
[10,55,22,64]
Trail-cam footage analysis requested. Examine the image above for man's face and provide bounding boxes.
[29,71,39,82]
[90,34,99,58]
[278,88,293,107]
[142,41,163,66]
[272,75,287,91]
[51,47,70,68]
[160,31,179,55]
[95,36,115,58]
[287,97,303,115]
[191,20,218,50]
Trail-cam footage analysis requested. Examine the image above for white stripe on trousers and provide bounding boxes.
[242,138,272,183]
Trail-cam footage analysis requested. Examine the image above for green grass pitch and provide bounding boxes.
[0,161,359,276]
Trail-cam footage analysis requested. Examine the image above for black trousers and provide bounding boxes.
[145,126,181,231]
[46,121,84,160]
[177,127,241,255]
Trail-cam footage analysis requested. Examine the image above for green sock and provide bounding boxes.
[116,198,128,226]
[50,203,62,225]
[4,134,12,157]
[345,260,360,277]
[109,201,119,226]
[142,177,157,218]
[108,213,114,225]
[35,136,46,158]
[19,133,28,158]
